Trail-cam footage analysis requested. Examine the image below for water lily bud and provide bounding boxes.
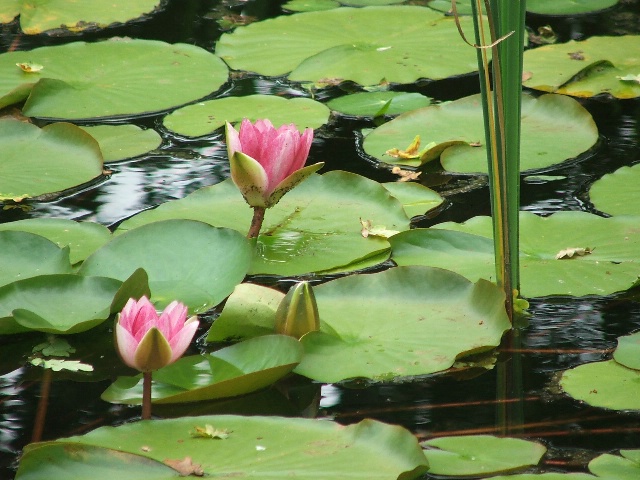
[274,282,320,339]
[225,119,324,208]
[115,296,199,372]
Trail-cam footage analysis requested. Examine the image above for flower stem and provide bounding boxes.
[142,371,152,420]
[247,206,266,239]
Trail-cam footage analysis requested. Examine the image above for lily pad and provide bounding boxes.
[216,7,480,87]
[362,93,598,173]
[382,181,443,218]
[102,335,303,404]
[295,266,510,383]
[327,91,432,117]
[427,0,473,15]
[0,39,228,119]
[613,332,640,370]
[79,124,162,162]
[16,415,429,480]
[486,474,594,479]
[391,211,640,297]
[522,36,640,99]
[526,0,618,16]
[423,435,547,476]
[115,172,411,276]
[0,218,111,264]
[589,449,640,479]
[589,164,640,216]
[0,231,72,288]
[0,120,103,201]
[283,0,341,12]
[163,94,330,138]
[4,0,162,34]
[206,283,285,342]
[560,359,640,411]
[0,274,122,335]
[78,220,251,313]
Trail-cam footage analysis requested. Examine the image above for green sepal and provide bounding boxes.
[134,327,173,372]
[275,281,320,339]
[267,162,324,207]
[230,151,270,208]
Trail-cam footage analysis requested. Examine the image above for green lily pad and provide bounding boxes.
[0,120,103,201]
[423,435,547,476]
[216,7,479,87]
[295,266,510,383]
[163,94,330,138]
[527,0,618,15]
[102,335,303,404]
[16,415,429,480]
[5,0,162,34]
[486,474,594,479]
[613,332,640,370]
[78,220,251,313]
[589,449,640,479]
[382,181,443,218]
[0,39,228,119]
[427,0,473,15]
[116,172,411,276]
[0,274,122,335]
[79,124,162,162]
[0,218,111,264]
[206,283,285,342]
[327,91,432,117]
[283,0,341,12]
[362,93,598,173]
[0,0,20,23]
[0,231,72,288]
[560,359,640,411]
[589,164,640,216]
[16,443,179,480]
[523,36,640,99]
[391,211,640,297]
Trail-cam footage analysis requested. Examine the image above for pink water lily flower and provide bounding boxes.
[226,119,324,208]
[115,296,199,372]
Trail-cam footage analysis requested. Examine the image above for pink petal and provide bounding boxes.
[157,300,188,338]
[115,321,141,369]
[168,316,199,363]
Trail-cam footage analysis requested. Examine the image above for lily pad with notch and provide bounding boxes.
[362,93,598,173]
[115,172,414,276]
[16,415,429,479]
[216,6,480,88]
[79,124,162,162]
[79,220,252,313]
[589,163,640,216]
[0,120,103,202]
[327,91,432,117]
[391,211,640,297]
[0,39,228,119]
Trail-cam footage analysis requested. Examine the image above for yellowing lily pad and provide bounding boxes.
[523,36,640,99]
[7,0,162,34]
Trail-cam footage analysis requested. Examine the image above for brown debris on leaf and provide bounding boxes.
[555,247,594,260]
[164,456,204,477]
[391,166,421,182]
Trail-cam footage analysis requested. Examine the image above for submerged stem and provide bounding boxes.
[247,206,266,239]
[142,371,152,420]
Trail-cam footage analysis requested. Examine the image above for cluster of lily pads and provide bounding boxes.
[2,0,640,478]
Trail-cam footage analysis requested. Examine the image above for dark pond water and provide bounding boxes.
[2,0,640,478]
